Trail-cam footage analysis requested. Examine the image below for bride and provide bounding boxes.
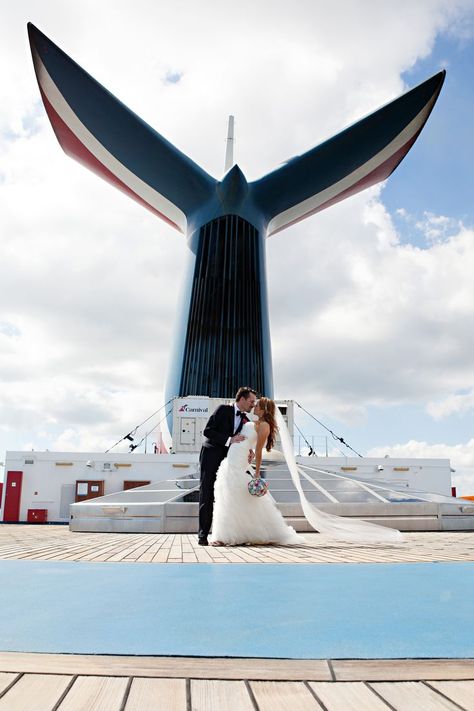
[209,397,403,546]
[210,397,303,546]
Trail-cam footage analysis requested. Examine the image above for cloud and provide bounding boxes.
[415,212,464,245]
[395,208,465,246]
[427,389,474,419]
[1,0,474,457]
[368,437,474,461]
[269,201,474,418]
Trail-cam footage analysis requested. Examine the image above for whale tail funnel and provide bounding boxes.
[27,22,216,234]
[251,71,445,236]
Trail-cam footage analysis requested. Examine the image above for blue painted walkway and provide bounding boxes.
[1,560,473,659]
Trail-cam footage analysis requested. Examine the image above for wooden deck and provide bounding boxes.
[1,525,474,564]
[0,655,473,709]
[1,526,473,709]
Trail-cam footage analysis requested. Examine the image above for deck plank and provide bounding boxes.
[191,679,255,710]
[332,659,474,681]
[0,673,72,711]
[0,652,331,681]
[58,675,129,711]
[370,681,462,710]
[250,681,324,710]
[125,678,186,710]
[429,681,474,710]
[0,672,19,695]
[309,681,391,710]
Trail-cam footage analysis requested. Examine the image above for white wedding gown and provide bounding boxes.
[209,413,404,545]
[209,421,304,545]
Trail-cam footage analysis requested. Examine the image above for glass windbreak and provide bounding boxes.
[175,490,200,503]
[266,478,322,492]
[94,462,460,508]
[330,491,383,503]
[302,470,344,481]
[106,490,187,503]
[270,490,335,504]
[299,465,462,504]
[383,492,428,503]
[308,479,367,492]
[125,479,198,492]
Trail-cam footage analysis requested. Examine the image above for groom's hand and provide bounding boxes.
[248,449,255,463]
[230,434,246,444]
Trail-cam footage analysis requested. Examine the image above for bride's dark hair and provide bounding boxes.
[258,397,278,452]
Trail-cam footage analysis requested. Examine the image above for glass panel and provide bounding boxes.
[316,480,366,492]
[126,479,198,491]
[270,490,333,503]
[176,490,200,502]
[383,491,428,503]
[106,490,186,503]
[330,491,382,503]
[268,479,320,491]
[306,476,344,482]
[265,475,293,483]
[301,471,340,480]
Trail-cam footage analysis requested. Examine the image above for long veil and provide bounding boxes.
[275,409,404,543]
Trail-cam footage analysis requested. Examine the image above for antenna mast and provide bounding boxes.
[224,115,234,173]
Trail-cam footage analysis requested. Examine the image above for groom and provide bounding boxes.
[198,387,257,545]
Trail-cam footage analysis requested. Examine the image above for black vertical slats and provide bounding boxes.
[178,215,268,398]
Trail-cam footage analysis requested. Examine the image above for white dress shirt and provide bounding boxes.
[226,403,247,447]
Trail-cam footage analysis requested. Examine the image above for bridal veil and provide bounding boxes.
[276,409,404,543]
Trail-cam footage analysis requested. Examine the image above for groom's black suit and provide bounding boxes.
[198,404,248,541]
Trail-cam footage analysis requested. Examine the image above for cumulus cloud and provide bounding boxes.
[415,212,464,244]
[269,205,474,415]
[396,208,465,246]
[427,389,474,419]
[1,0,474,460]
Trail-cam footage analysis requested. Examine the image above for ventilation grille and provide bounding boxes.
[180,215,267,398]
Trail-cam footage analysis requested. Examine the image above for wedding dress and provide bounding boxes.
[210,414,404,545]
[209,421,304,545]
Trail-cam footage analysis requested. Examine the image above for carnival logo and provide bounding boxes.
[178,403,208,414]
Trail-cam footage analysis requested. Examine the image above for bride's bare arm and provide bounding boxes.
[254,422,270,478]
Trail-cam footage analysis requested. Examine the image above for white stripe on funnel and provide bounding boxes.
[33,49,187,234]
[267,93,438,237]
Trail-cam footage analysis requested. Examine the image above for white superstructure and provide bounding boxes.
[2,397,471,529]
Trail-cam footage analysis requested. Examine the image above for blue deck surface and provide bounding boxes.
[1,560,473,659]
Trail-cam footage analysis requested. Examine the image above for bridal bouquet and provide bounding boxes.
[248,477,268,497]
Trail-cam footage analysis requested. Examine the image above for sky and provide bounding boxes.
[1,0,474,494]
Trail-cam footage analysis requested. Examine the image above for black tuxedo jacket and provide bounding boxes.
[201,404,238,451]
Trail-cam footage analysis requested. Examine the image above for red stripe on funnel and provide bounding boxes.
[270,132,420,236]
[39,88,182,232]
